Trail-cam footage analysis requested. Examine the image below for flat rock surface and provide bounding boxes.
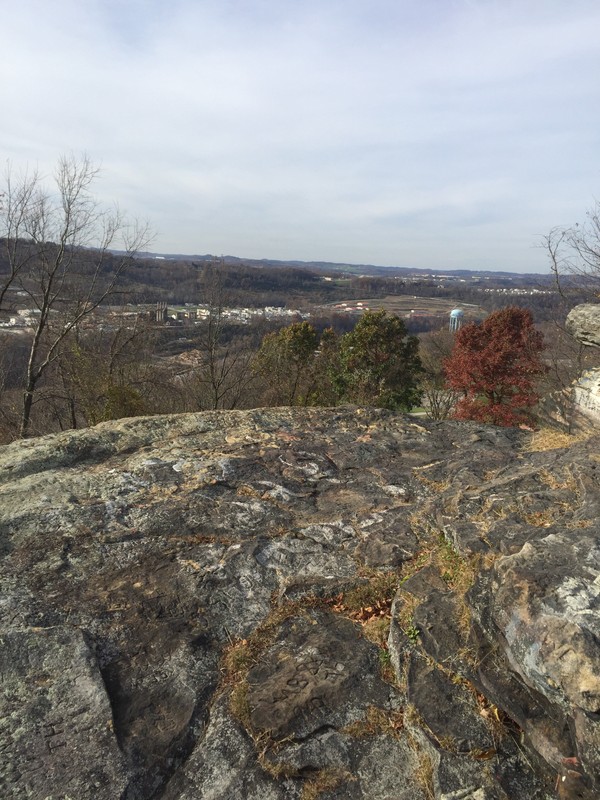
[0,406,599,798]
[246,609,391,739]
[0,627,127,799]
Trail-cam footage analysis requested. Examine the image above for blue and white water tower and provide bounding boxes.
[449,308,464,332]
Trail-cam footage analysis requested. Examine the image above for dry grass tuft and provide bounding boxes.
[222,600,311,681]
[384,527,479,650]
[229,681,253,730]
[393,590,421,638]
[256,747,299,781]
[521,509,556,528]
[538,467,578,492]
[566,518,594,529]
[301,767,354,800]
[236,483,263,498]
[414,473,451,493]
[361,616,391,648]
[342,705,404,739]
[404,722,436,800]
[337,570,399,614]
[413,752,435,800]
[378,647,397,684]
[525,427,588,452]
[433,535,476,596]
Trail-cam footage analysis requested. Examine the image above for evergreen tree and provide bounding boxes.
[336,310,422,411]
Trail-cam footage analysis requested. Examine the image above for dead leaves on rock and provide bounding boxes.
[328,594,392,625]
[326,589,395,660]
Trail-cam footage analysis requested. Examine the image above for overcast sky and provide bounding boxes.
[2,0,600,272]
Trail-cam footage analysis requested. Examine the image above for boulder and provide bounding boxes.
[566,304,600,347]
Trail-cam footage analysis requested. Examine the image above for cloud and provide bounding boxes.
[2,0,600,271]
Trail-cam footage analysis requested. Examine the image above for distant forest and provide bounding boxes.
[0,240,590,326]
[110,254,589,325]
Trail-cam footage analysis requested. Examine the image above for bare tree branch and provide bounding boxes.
[543,201,600,299]
[0,155,153,437]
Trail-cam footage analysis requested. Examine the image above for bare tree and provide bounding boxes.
[50,316,162,428]
[0,155,152,437]
[418,328,458,420]
[538,204,600,426]
[543,201,600,298]
[0,167,42,311]
[189,262,257,409]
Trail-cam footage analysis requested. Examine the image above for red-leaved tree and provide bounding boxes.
[444,307,547,427]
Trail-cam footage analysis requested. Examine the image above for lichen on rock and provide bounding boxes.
[0,405,599,799]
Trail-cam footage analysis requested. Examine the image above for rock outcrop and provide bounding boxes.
[1,407,599,799]
[566,304,600,348]
[547,303,600,431]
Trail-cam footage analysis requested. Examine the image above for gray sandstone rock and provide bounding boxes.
[0,406,598,798]
[0,627,128,799]
[566,304,600,347]
[544,303,600,431]
[246,609,392,739]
